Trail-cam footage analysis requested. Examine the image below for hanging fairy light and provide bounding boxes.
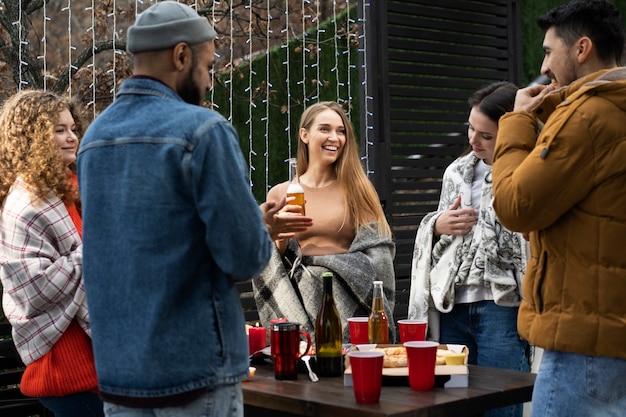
[108,0,119,101]
[359,1,374,176]
[263,0,273,192]
[314,0,321,101]
[345,0,354,117]
[246,0,257,185]
[210,1,220,109]
[333,0,340,102]
[282,0,292,158]
[20,0,363,190]
[300,0,309,107]
[86,0,96,117]
[16,0,28,90]
[38,1,50,90]
[62,0,77,96]
[227,0,234,122]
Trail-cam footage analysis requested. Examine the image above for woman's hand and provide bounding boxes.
[434,195,477,236]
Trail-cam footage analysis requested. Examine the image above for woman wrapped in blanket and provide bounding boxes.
[0,90,103,417]
[253,101,396,343]
[408,82,530,417]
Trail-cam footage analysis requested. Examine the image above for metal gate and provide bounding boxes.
[360,0,522,318]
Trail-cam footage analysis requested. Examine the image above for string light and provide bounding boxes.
[359,1,373,176]
[264,0,272,192]
[63,0,74,96]
[38,1,49,90]
[301,0,308,107]
[15,0,28,89]
[282,0,292,158]
[19,1,365,192]
[108,0,119,101]
[314,0,320,101]
[228,1,234,122]
[333,1,340,101]
[87,0,96,117]
[345,0,353,117]
[210,1,220,108]
[246,0,257,185]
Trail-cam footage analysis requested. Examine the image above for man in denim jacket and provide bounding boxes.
[77,2,302,416]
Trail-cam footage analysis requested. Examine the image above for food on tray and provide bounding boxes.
[443,353,466,365]
[373,346,407,368]
[371,345,465,368]
[436,348,461,365]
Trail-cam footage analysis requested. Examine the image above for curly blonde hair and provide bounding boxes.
[0,90,83,204]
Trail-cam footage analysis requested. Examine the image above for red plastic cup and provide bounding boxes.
[270,322,311,380]
[348,351,385,404]
[397,319,428,343]
[348,317,369,344]
[404,341,439,391]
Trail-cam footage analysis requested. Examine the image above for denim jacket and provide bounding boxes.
[77,78,272,400]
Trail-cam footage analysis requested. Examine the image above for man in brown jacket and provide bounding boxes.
[491,1,626,416]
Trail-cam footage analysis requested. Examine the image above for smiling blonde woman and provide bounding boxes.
[253,101,396,343]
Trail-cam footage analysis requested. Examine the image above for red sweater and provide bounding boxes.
[20,176,98,397]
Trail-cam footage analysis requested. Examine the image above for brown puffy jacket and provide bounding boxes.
[492,68,626,360]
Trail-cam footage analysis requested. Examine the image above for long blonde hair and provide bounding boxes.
[0,90,82,204]
[296,101,392,239]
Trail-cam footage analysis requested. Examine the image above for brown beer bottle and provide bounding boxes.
[368,280,388,344]
[286,158,305,215]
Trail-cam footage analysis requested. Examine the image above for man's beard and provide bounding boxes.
[179,66,203,105]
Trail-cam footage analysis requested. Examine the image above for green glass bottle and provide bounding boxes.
[314,272,343,377]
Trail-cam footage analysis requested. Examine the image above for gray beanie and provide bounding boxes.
[127,1,217,53]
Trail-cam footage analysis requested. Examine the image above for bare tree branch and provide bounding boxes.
[51,38,126,94]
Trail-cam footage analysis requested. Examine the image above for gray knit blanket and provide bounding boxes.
[252,223,396,343]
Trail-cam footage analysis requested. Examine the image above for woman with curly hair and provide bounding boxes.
[0,90,103,417]
[253,101,396,342]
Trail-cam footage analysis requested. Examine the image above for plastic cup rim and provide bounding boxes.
[403,341,439,348]
[348,317,369,322]
[355,344,377,351]
[397,319,427,324]
[348,350,384,358]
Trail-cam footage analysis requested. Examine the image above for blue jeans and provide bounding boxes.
[531,350,626,417]
[39,391,104,417]
[102,383,243,417]
[439,300,530,417]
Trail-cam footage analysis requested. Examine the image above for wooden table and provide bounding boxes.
[243,362,535,417]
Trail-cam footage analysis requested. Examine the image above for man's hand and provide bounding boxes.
[434,195,477,236]
[260,196,313,241]
[513,84,555,113]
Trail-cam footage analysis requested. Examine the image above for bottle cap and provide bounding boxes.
[322,272,333,278]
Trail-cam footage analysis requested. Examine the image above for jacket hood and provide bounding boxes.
[535,67,626,124]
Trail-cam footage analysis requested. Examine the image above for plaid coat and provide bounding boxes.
[0,177,89,365]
